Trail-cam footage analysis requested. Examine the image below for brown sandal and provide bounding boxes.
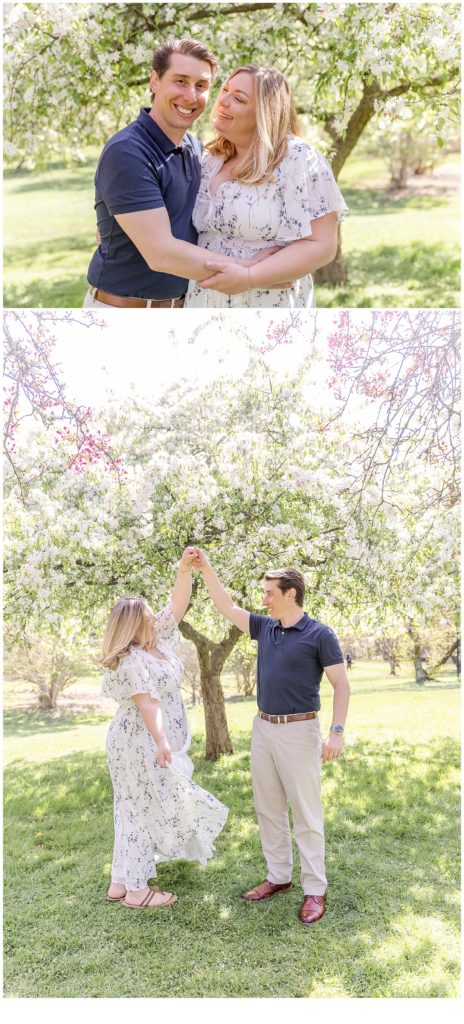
[122,889,177,910]
[106,884,160,903]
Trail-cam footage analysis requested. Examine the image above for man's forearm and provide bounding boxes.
[201,562,236,618]
[152,236,236,281]
[331,680,350,727]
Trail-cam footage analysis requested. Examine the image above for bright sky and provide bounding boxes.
[43,308,344,408]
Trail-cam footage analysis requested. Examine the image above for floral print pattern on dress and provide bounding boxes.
[185,136,348,309]
[102,605,228,890]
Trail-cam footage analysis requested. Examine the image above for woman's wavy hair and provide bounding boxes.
[206,64,301,185]
[100,597,153,670]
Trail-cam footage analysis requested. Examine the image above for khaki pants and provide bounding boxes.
[251,715,327,895]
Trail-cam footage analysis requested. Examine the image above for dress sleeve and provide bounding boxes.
[155,605,181,651]
[274,139,349,243]
[101,650,161,703]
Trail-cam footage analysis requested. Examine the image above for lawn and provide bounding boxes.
[3,152,460,309]
[3,661,461,999]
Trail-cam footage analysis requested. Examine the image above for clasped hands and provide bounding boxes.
[198,245,293,295]
[178,545,206,572]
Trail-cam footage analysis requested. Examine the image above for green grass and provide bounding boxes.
[3,152,460,308]
[3,662,460,998]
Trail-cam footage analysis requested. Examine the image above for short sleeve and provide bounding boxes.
[318,626,344,668]
[274,139,349,243]
[155,605,181,651]
[101,650,160,703]
[96,140,165,216]
[249,612,269,641]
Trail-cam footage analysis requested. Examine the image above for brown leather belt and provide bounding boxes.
[257,711,318,724]
[89,287,185,308]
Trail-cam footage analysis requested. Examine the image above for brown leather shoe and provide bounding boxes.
[242,879,293,901]
[299,894,325,924]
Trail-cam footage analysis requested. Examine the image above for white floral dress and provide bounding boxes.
[185,136,348,308]
[102,606,228,891]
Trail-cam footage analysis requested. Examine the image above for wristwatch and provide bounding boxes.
[330,724,344,735]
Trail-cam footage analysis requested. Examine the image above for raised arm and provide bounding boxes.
[198,212,338,294]
[194,549,250,633]
[321,662,350,763]
[167,547,198,623]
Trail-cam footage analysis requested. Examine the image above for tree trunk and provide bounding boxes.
[314,228,348,286]
[407,620,430,686]
[200,671,233,759]
[388,659,397,676]
[179,619,241,759]
[315,71,456,286]
[413,658,429,686]
[429,639,459,674]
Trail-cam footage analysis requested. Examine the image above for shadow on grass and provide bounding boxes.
[319,242,460,307]
[4,707,110,738]
[5,234,93,266]
[3,734,460,997]
[4,159,96,192]
[3,276,90,309]
[356,679,460,697]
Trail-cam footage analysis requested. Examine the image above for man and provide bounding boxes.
[194,550,350,925]
[85,38,246,309]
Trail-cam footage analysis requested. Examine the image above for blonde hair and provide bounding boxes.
[100,597,153,670]
[206,64,301,185]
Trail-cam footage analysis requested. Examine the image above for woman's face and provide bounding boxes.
[213,71,256,147]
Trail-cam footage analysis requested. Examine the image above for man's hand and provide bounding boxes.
[198,262,251,295]
[321,732,344,763]
[200,260,293,294]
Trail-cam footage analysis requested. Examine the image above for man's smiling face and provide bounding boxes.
[149,54,212,143]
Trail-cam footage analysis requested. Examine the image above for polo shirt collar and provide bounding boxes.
[138,108,194,153]
[277,612,308,631]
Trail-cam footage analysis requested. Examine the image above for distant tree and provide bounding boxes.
[228,636,257,697]
[376,635,402,676]
[4,619,96,709]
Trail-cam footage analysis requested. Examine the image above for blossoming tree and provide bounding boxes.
[4,3,460,283]
[4,318,459,753]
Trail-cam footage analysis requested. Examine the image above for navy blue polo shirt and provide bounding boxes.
[249,612,344,715]
[87,109,202,299]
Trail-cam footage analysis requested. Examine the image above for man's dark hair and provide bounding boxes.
[152,37,218,84]
[264,568,305,607]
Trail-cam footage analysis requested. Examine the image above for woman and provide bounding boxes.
[100,547,228,910]
[185,64,348,308]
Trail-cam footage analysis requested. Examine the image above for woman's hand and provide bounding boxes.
[178,546,198,572]
[156,741,172,768]
[242,246,282,266]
